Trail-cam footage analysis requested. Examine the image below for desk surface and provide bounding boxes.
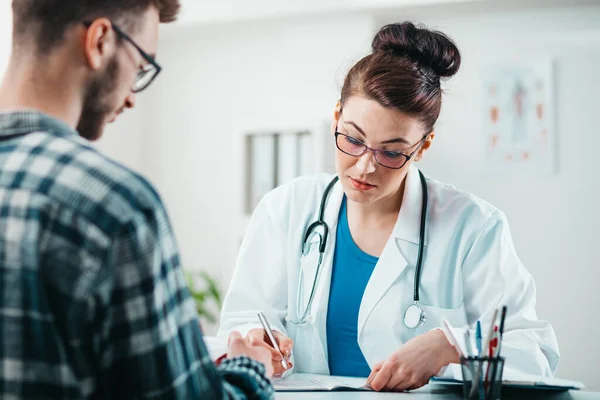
[276,385,600,399]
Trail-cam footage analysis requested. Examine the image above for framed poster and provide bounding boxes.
[482,59,556,174]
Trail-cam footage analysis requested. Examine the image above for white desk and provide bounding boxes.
[276,385,600,399]
[202,338,598,399]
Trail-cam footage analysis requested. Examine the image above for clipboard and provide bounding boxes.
[430,375,584,391]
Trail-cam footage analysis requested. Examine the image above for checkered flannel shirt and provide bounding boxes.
[0,110,274,399]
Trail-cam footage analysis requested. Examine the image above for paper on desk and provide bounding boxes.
[273,373,371,392]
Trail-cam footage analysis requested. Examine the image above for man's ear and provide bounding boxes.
[83,18,115,70]
[414,132,435,162]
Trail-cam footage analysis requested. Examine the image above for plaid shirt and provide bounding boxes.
[0,111,274,400]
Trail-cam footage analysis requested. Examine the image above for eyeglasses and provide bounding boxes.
[334,126,428,169]
[83,21,162,93]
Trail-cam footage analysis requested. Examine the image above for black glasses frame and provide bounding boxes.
[334,126,428,170]
[83,20,162,93]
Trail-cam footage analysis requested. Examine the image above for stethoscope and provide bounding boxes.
[289,170,429,329]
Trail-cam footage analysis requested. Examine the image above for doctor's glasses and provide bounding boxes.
[334,127,428,169]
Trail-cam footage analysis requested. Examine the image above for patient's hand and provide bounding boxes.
[247,328,294,377]
[227,331,274,377]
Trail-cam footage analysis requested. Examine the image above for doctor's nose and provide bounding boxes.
[355,150,377,174]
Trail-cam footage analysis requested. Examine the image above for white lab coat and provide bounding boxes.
[218,165,559,378]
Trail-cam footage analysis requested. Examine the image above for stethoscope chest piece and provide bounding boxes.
[404,302,426,329]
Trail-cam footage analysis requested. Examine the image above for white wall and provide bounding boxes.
[140,14,374,334]
[0,0,12,79]
[143,4,600,387]
[93,103,144,172]
[143,14,374,285]
[377,5,600,389]
[176,0,482,26]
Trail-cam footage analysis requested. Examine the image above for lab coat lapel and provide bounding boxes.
[392,165,428,246]
[358,166,427,334]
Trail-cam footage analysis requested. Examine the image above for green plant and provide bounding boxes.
[185,271,223,323]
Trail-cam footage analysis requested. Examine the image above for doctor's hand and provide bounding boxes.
[247,328,294,377]
[227,331,274,378]
[366,329,459,392]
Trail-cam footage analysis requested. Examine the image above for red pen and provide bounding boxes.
[488,326,498,357]
[484,326,498,386]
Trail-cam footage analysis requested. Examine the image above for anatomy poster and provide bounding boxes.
[482,60,555,174]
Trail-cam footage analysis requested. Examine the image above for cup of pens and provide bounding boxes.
[443,306,508,400]
[460,356,505,400]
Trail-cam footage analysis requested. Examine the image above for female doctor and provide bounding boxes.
[218,21,559,391]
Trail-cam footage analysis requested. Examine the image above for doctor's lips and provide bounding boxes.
[350,177,376,191]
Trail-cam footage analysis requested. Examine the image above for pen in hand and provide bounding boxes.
[257,312,290,370]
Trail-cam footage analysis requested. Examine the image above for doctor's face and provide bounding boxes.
[332,95,433,206]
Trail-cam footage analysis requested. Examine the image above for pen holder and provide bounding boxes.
[460,356,505,400]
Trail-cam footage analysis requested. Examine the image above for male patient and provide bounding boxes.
[0,0,273,398]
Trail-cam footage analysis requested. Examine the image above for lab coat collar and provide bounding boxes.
[392,165,428,246]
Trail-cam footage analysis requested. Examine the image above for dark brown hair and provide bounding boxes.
[340,21,461,133]
[12,0,181,53]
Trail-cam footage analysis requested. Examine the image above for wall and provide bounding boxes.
[93,103,144,172]
[377,4,600,388]
[145,4,600,386]
[142,14,375,289]
[0,0,11,79]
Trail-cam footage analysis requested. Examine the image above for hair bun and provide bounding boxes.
[372,21,461,78]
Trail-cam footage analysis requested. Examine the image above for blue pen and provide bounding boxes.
[475,320,483,356]
[475,321,484,400]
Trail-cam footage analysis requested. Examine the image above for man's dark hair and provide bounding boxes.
[12,0,181,53]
